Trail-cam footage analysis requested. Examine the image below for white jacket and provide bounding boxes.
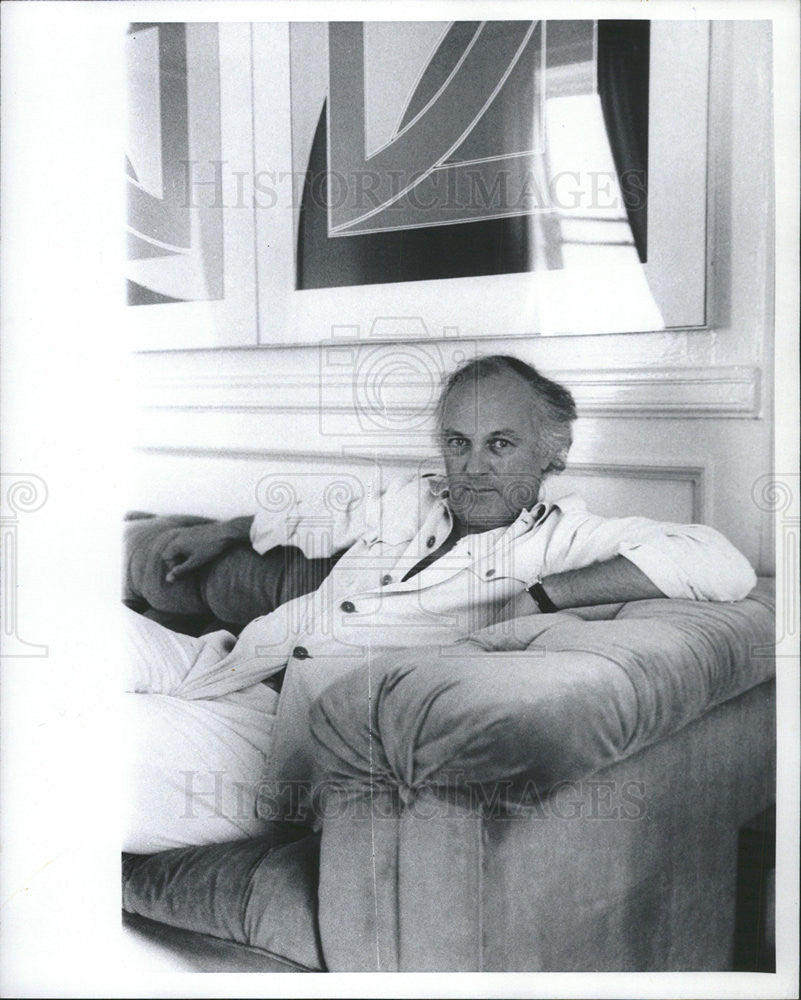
[180,472,756,797]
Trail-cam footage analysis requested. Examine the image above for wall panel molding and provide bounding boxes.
[135,364,761,419]
[133,445,706,525]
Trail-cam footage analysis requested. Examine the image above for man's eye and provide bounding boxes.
[447,437,468,450]
[491,439,513,451]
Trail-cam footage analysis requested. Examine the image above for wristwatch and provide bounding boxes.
[526,579,559,614]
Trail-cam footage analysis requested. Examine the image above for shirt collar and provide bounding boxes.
[422,472,450,500]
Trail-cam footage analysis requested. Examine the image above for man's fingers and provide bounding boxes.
[165,556,196,582]
[161,540,185,563]
[162,530,225,582]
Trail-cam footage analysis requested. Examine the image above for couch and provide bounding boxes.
[121,514,776,972]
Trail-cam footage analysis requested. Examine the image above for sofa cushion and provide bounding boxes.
[124,515,339,628]
[122,828,325,970]
[310,581,776,805]
[123,912,316,972]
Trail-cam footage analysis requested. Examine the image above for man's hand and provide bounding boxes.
[162,517,253,582]
[497,589,541,624]
[457,589,544,652]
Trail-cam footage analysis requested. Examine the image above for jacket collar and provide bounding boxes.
[364,471,581,547]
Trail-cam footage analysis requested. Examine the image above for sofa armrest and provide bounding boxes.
[311,585,775,804]
[309,585,775,972]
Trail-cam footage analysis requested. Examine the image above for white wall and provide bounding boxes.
[128,21,775,574]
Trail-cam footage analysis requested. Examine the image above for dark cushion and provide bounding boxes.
[122,827,325,970]
[123,514,339,629]
[122,912,316,972]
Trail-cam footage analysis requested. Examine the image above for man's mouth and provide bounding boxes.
[447,484,504,511]
[450,484,498,497]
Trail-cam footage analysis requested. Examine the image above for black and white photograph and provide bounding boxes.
[1,1,799,996]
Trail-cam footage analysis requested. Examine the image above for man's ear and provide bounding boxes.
[543,446,570,475]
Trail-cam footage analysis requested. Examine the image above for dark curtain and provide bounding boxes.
[596,20,650,263]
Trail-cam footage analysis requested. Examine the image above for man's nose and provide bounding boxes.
[464,448,491,475]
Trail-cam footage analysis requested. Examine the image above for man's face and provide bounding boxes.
[438,371,551,533]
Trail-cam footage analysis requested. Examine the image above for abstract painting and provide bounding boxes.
[125,22,223,306]
[290,20,650,291]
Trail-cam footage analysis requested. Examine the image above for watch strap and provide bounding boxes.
[527,580,559,614]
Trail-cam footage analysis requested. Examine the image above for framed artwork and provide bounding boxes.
[254,19,709,345]
[124,19,711,349]
[292,21,648,288]
[125,22,257,349]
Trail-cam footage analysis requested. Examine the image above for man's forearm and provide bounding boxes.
[221,516,255,544]
[163,516,257,582]
[541,555,665,609]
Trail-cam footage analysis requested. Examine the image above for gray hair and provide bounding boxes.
[435,355,577,474]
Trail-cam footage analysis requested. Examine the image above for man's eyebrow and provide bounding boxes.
[438,427,522,438]
[488,428,522,438]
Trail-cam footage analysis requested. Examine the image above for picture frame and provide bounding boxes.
[253,19,710,347]
[125,18,711,350]
[125,22,258,350]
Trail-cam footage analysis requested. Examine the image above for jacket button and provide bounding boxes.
[341,601,356,613]
[381,574,392,585]
[292,646,310,660]
[426,535,436,548]
[485,568,495,577]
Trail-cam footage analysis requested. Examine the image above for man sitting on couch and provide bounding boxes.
[123,354,756,853]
